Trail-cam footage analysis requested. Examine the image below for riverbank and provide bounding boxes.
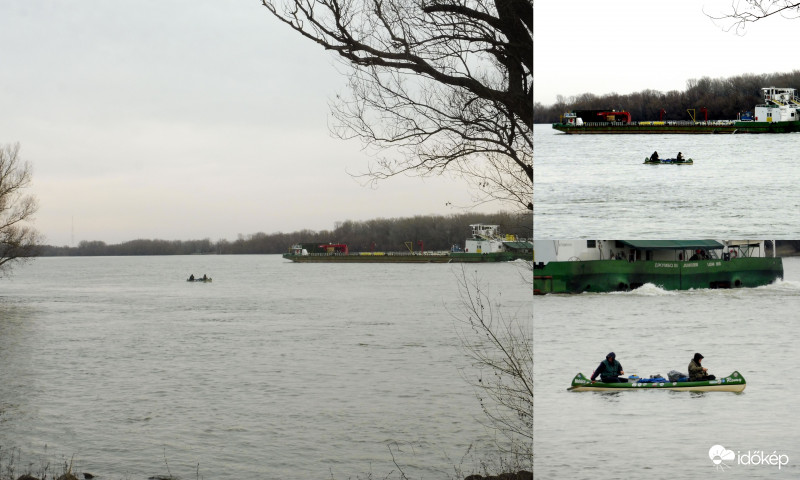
[0,447,531,480]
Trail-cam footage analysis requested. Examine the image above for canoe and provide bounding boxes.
[644,157,693,165]
[187,277,212,283]
[568,370,745,392]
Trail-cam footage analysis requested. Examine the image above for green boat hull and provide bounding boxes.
[533,257,783,294]
[643,157,693,165]
[283,251,529,263]
[568,371,746,392]
[552,121,800,134]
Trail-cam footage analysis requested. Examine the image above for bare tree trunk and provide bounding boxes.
[0,143,42,275]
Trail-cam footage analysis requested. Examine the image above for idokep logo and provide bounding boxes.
[708,444,790,471]
[709,445,735,471]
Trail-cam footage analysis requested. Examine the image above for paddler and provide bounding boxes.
[688,353,716,381]
[590,352,627,383]
[650,151,659,162]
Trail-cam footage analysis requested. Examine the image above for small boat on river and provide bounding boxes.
[187,275,212,283]
[568,371,746,392]
[644,157,693,165]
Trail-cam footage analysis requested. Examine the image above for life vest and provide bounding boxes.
[600,359,621,377]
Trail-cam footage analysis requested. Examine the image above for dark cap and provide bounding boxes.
[693,353,704,361]
[607,352,616,359]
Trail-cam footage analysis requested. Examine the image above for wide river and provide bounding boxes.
[533,124,800,238]
[0,255,532,479]
[534,120,800,478]
[534,255,800,479]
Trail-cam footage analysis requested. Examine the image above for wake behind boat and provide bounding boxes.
[568,371,746,392]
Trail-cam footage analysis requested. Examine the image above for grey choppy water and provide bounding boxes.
[0,255,532,479]
[533,256,800,479]
[534,124,800,238]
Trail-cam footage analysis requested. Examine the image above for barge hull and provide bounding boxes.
[283,252,529,263]
[533,257,783,294]
[552,121,800,134]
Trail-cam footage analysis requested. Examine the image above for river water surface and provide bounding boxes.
[533,120,800,478]
[533,124,800,238]
[0,255,531,479]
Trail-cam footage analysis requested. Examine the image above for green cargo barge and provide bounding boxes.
[284,224,532,263]
[282,251,526,263]
[533,240,783,294]
[553,120,800,134]
[552,87,800,134]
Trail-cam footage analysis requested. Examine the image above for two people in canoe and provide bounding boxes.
[590,351,716,383]
[650,151,687,162]
[188,274,209,281]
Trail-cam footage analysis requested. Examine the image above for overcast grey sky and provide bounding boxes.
[534,1,795,106]
[0,1,498,246]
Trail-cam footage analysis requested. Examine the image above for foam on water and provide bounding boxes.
[755,278,800,293]
[624,283,675,296]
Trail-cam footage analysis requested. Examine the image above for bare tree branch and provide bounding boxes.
[450,265,532,467]
[261,0,532,211]
[707,0,800,33]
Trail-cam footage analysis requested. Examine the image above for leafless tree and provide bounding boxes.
[451,266,532,468]
[0,143,42,275]
[260,0,532,211]
[707,0,800,33]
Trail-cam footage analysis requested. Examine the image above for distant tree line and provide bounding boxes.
[39,212,532,256]
[534,70,800,124]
